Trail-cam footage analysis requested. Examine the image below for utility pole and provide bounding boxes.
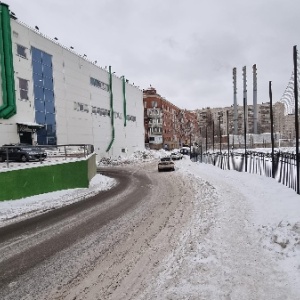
[219,115,222,153]
[269,81,275,178]
[243,66,248,172]
[227,110,230,169]
[253,64,258,134]
[212,121,215,152]
[233,68,238,135]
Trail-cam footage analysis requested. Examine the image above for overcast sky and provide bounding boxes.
[5,0,300,110]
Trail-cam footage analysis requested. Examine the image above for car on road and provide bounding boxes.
[158,156,175,172]
[0,144,47,162]
[170,151,183,160]
[180,147,190,156]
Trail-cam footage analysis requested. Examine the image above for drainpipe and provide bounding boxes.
[106,66,115,152]
[122,76,127,127]
[0,3,16,119]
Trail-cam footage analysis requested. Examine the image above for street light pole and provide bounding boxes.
[293,45,299,194]
[227,110,230,169]
[269,81,275,179]
[219,116,221,153]
[212,121,215,152]
[243,66,248,172]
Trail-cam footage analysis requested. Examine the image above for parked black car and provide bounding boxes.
[0,144,47,162]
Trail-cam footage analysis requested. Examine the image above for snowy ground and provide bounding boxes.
[1,149,300,298]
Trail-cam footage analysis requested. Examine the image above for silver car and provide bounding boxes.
[158,157,175,172]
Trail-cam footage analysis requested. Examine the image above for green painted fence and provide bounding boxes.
[0,154,97,201]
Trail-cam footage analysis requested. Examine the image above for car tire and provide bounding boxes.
[20,155,28,162]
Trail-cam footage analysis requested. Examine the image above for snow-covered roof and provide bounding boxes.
[16,122,44,127]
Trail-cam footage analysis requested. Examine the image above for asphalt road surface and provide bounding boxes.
[0,162,194,299]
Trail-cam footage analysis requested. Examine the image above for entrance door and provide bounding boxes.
[19,132,32,145]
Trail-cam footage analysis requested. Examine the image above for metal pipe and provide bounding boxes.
[227,110,230,169]
[293,45,299,194]
[269,81,275,178]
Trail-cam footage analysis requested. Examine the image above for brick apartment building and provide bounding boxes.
[143,87,199,150]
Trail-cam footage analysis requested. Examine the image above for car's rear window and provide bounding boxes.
[161,157,171,161]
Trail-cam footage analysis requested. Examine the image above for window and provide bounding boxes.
[17,44,27,59]
[32,47,56,145]
[32,60,43,75]
[31,47,42,63]
[18,78,29,100]
[42,53,52,67]
[44,77,53,90]
[151,101,157,108]
[35,100,44,111]
[43,65,53,78]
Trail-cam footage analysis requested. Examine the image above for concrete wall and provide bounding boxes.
[0,154,97,201]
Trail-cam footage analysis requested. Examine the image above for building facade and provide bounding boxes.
[196,102,286,136]
[0,3,144,159]
[143,87,199,150]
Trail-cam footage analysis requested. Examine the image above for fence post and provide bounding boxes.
[212,121,215,153]
[269,81,275,178]
[205,126,208,153]
[227,110,230,169]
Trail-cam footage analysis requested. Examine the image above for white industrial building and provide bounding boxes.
[0,3,144,159]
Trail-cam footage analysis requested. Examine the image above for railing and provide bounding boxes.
[0,144,94,168]
[198,151,299,193]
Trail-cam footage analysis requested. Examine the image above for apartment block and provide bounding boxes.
[143,87,199,150]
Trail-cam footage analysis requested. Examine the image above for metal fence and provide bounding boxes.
[199,151,299,193]
[0,144,94,168]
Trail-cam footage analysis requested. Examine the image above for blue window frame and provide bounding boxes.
[34,85,44,100]
[43,65,53,78]
[45,113,55,125]
[35,111,46,123]
[44,89,54,102]
[35,100,45,111]
[31,48,42,62]
[44,77,53,90]
[42,53,52,67]
[32,61,43,75]
[33,73,43,86]
[45,101,55,113]
[32,47,56,145]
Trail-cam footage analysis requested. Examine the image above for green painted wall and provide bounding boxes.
[0,154,97,201]
[0,3,17,119]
